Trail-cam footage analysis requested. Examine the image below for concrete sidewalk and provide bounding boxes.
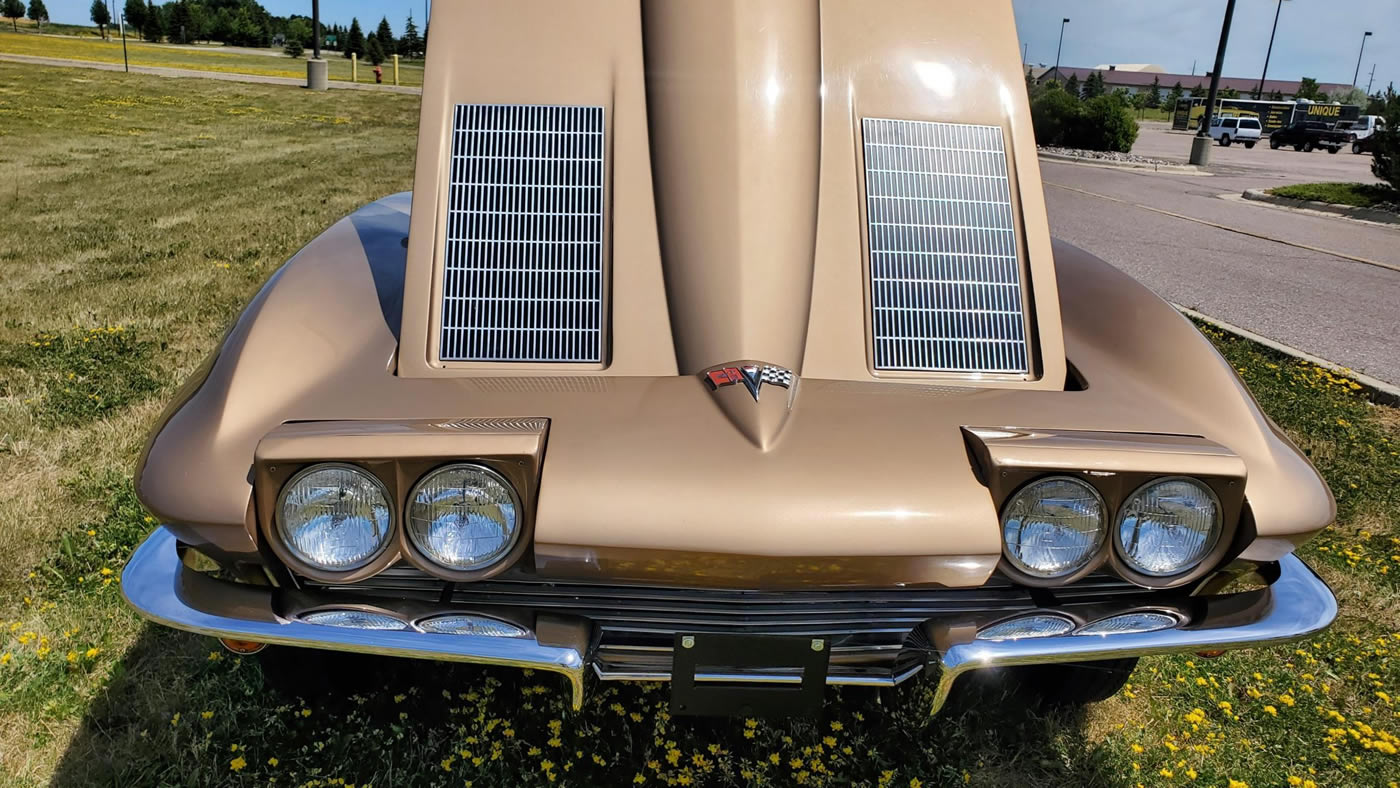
[0,53,422,94]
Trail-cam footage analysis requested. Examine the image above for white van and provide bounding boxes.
[1208,116,1261,148]
[1337,115,1385,143]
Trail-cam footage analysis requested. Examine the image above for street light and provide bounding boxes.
[1189,0,1238,166]
[1352,31,1372,87]
[1053,18,1070,82]
[1256,0,1288,99]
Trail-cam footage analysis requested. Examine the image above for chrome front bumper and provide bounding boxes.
[123,526,1337,714]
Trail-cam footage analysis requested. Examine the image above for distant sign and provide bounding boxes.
[1173,97,1360,134]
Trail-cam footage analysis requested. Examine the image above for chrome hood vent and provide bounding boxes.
[861,118,1029,374]
[439,103,605,363]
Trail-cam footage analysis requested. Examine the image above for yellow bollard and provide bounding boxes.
[393,54,400,86]
[351,52,357,83]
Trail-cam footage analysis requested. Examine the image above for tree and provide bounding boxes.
[398,12,421,58]
[366,34,384,66]
[1219,86,1239,99]
[89,0,109,38]
[1268,89,1283,101]
[1064,73,1080,98]
[1130,89,1150,118]
[1331,86,1366,107]
[141,0,162,41]
[1370,86,1400,191]
[1296,77,1321,101]
[374,15,393,54]
[122,0,143,32]
[344,17,364,59]
[1082,71,1105,99]
[283,18,308,58]
[1145,75,1161,109]
[4,0,24,31]
[25,0,46,29]
[1188,82,1204,98]
[167,0,192,44]
[1165,81,1184,113]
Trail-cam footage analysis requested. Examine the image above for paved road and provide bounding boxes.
[0,53,422,94]
[1043,126,1399,386]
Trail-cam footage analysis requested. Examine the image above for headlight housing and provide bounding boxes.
[1115,476,1222,576]
[1000,475,1106,579]
[276,464,393,572]
[407,464,521,571]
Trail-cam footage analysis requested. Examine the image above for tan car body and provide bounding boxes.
[124,0,1337,712]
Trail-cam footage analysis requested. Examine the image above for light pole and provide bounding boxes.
[1352,31,1371,87]
[1190,0,1238,166]
[1022,42,1029,65]
[1053,18,1070,81]
[1256,0,1286,99]
[307,0,328,90]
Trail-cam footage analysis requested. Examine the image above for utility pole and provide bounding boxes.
[1365,64,1375,95]
[1053,18,1069,81]
[1352,31,1371,87]
[1190,0,1238,166]
[119,12,128,72]
[1022,42,1029,66]
[1257,0,1285,99]
[307,0,327,89]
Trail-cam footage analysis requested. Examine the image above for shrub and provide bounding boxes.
[1075,95,1140,152]
[1031,85,1084,147]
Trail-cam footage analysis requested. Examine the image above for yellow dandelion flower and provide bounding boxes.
[85,648,99,659]
[230,756,246,772]
[268,757,278,767]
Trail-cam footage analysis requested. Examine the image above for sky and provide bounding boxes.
[38,0,1400,95]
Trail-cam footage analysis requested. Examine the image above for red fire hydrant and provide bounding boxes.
[373,65,383,84]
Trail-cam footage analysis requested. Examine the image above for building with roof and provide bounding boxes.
[1029,65,1352,101]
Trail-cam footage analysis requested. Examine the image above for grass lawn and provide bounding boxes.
[1268,182,1399,211]
[0,29,425,86]
[2,64,1399,787]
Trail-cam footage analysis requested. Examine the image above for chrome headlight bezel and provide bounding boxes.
[403,462,524,577]
[999,474,1109,582]
[273,462,395,573]
[1113,476,1224,578]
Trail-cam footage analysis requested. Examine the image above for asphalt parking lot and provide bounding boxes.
[1042,123,1400,386]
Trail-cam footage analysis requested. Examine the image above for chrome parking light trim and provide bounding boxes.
[929,553,1337,714]
[122,527,588,709]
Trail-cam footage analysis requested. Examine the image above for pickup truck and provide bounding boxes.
[1268,121,1347,153]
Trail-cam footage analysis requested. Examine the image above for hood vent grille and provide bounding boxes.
[439,104,605,363]
[861,118,1029,375]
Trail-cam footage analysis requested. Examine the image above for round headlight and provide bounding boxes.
[1115,477,1222,576]
[276,464,392,571]
[407,464,521,571]
[1001,476,1106,579]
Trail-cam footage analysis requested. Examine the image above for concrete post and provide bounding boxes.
[393,54,400,86]
[306,59,328,91]
[351,52,358,83]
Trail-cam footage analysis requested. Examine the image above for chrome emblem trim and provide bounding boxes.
[703,363,795,402]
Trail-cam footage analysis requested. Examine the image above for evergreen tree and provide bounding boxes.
[398,12,421,58]
[1165,81,1184,112]
[1064,73,1080,98]
[344,17,364,59]
[1145,75,1161,108]
[122,0,143,31]
[366,34,384,66]
[4,0,25,31]
[89,0,109,38]
[1269,89,1284,101]
[283,18,307,58]
[25,0,47,29]
[1082,71,1105,99]
[141,0,162,41]
[375,16,393,54]
[167,0,192,44]
[1296,77,1321,101]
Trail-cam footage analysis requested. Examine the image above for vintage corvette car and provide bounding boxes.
[123,0,1337,716]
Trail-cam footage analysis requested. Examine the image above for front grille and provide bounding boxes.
[439,104,605,363]
[303,569,1146,637]
[861,118,1029,374]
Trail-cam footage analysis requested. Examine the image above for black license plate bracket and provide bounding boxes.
[670,633,830,717]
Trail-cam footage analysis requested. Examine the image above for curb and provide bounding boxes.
[1173,304,1400,408]
[1241,189,1400,226]
[1037,151,1207,175]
